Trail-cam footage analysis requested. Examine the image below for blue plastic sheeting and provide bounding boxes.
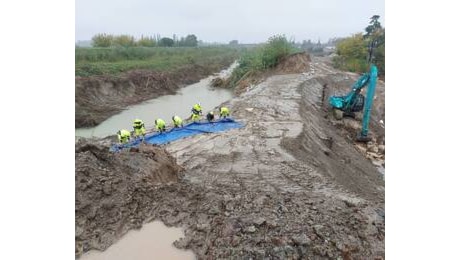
[110,118,243,152]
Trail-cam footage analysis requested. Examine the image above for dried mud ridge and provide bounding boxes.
[76,57,385,259]
[75,57,234,128]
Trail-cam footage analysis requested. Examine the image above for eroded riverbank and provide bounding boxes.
[75,57,236,128]
[76,62,237,138]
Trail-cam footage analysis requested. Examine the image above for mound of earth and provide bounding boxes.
[275,52,311,74]
[75,139,183,256]
[231,52,312,95]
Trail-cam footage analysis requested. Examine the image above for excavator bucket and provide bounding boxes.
[356,133,372,143]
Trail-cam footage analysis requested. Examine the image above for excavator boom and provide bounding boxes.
[329,64,378,142]
[357,64,378,141]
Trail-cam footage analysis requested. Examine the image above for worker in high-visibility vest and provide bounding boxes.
[171,115,183,128]
[190,113,201,122]
[155,118,166,133]
[191,103,202,115]
[132,119,146,138]
[220,106,230,118]
[117,129,131,144]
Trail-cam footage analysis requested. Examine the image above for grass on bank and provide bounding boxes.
[75,47,240,77]
[226,35,300,86]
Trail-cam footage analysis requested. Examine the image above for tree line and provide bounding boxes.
[333,15,385,76]
[91,33,198,47]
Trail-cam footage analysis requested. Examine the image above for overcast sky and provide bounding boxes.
[76,0,384,43]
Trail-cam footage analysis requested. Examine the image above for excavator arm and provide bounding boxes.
[357,64,378,141]
[329,73,370,112]
[329,35,379,142]
[328,64,378,142]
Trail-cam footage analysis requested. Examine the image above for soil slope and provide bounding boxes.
[75,140,183,256]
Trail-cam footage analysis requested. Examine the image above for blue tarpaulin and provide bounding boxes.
[110,118,243,152]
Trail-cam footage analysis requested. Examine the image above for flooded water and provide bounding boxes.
[76,62,237,138]
[79,221,195,260]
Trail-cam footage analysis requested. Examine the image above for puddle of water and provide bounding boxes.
[76,62,237,138]
[79,221,195,260]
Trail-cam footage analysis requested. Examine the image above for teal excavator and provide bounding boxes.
[329,39,379,142]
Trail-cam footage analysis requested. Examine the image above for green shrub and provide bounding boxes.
[137,36,156,47]
[113,35,135,47]
[261,35,294,69]
[332,16,385,77]
[91,33,113,47]
[226,35,298,86]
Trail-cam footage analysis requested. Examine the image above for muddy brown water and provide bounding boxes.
[75,63,237,138]
[79,221,195,260]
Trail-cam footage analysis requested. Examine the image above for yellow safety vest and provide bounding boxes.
[173,116,183,126]
[220,107,230,117]
[191,113,201,121]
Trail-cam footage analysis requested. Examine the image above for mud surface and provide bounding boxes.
[75,139,183,256]
[76,58,234,128]
[76,57,385,259]
[275,52,311,74]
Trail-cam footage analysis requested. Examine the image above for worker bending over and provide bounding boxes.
[189,103,203,122]
[220,106,230,118]
[206,111,215,122]
[132,119,146,139]
[155,118,166,133]
[172,115,183,128]
[117,129,131,144]
[192,103,202,115]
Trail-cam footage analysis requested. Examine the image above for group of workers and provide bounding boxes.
[117,104,230,144]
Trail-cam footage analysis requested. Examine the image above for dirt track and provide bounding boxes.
[76,57,385,259]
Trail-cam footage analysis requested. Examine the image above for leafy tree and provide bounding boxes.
[184,34,198,47]
[336,33,366,59]
[334,33,368,72]
[261,35,294,69]
[137,36,156,47]
[365,15,382,39]
[91,33,113,47]
[333,15,385,76]
[159,37,174,47]
[113,35,135,47]
[176,34,199,47]
[229,40,239,45]
[364,15,384,74]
